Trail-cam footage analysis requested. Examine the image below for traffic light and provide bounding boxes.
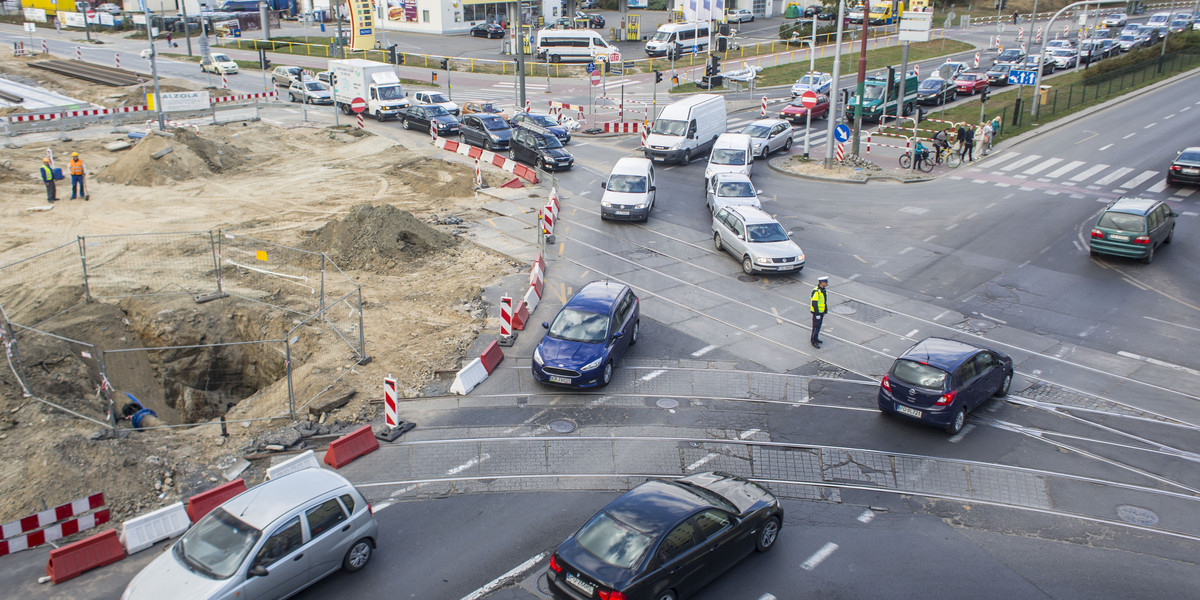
[709,55,721,76]
[654,70,662,84]
[258,48,270,70]
[981,88,990,103]
[440,58,449,70]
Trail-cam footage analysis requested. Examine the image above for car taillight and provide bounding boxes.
[1090,229,1104,239]
[598,591,627,600]
[549,555,562,573]
[880,374,891,392]
[1133,236,1151,244]
[935,390,956,406]
[1170,164,1182,171]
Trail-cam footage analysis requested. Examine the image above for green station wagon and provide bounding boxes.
[1089,197,1177,264]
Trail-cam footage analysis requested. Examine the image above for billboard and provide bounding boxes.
[347,0,376,51]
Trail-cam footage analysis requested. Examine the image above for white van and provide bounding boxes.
[536,29,620,63]
[704,133,754,185]
[642,94,727,164]
[600,157,656,221]
[645,22,711,58]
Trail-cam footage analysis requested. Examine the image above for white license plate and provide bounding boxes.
[615,210,630,215]
[1108,234,1130,241]
[895,404,923,418]
[1184,168,1199,175]
[549,375,572,384]
[566,573,595,596]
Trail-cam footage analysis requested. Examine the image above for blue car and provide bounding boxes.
[877,337,1013,434]
[510,112,571,144]
[532,281,639,388]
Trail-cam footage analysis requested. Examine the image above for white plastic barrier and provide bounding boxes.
[120,501,191,554]
[450,357,489,395]
[266,449,322,480]
[522,285,540,316]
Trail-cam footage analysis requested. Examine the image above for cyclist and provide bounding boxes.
[931,128,951,163]
[913,139,930,166]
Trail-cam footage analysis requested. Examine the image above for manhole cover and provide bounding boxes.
[831,305,856,315]
[737,275,759,283]
[548,419,577,433]
[969,319,997,331]
[656,398,679,409]
[1116,505,1158,526]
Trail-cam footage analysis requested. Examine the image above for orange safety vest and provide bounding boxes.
[69,158,84,176]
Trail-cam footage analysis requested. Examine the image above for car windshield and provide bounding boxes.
[538,134,564,149]
[480,103,499,112]
[919,79,943,91]
[378,85,404,100]
[957,74,977,81]
[426,105,449,117]
[174,508,261,580]
[717,180,754,197]
[990,65,1010,73]
[530,114,557,127]
[428,93,449,103]
[304,82,325,91]
[286,68,301,76]
[1052,50,1073,56]
[607,174,647,193]
[651,30,672,42]
[1118,35,1136,41]
[892,359,949,390]
[740,124,771,138]
[651,119,687,136]
[862,85,886,100]
[746,222,789,242]
[574,512,653,569]
[1177,151,1200,162]
[710,149,746,165]
[548,308,610,343]
[213,54,231,62]
[1097,211,1147,232]
[481,116,509,131]
[799,75,821,85]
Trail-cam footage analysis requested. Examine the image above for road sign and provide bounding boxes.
[1007,69,1038,86]
[833,123,851,143]
[590,73,601,86]
[610,62,624,75]
[585,62,596,74]
[350,97,367,113]
[609,52,620,63]
[800,91,818,109]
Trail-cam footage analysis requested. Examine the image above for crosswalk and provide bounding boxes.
[953,152,1197,201]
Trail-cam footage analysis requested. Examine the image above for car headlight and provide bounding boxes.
[633,203,646,209]
[533,347,543,366]
[755,256,773,265]
[582,357,603,371]
[704,168,714,179]
[601,200,612,207]
[798,252,805,261]
[754,143,764,151]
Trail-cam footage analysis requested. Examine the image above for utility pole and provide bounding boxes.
[1016,0,1041,123]
[824,0,848,168]
[144,3,165,131]
[336,0,345,59]
[803,18,816,158]
[181,0,193,56]
[1032,0,1124,119]
[852,7,869,156]
[512,1,526,112]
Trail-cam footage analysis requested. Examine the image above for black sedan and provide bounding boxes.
[916,77,957,105]
[1168,146,1200,186]
[985,62,1014,85]
[547,472,782,600]
[470,23,504,38]
[878,337,1013,434]
[399,104,460,136]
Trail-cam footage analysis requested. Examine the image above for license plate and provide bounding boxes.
[895,404,923,418]
[1184,168,1199,175]
[566,573,595,596]
[615,210,630,215]
[549,375,572,384]
[1108,234,1130,241]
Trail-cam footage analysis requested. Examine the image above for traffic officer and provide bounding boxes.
[39,157,57,203]
[810,276,828,348]
[68,152,87,200]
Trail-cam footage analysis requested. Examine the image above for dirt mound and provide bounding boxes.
[97,129,246,186]
[0,158,28,183]
[388,157,483,199]
[303,203,459,272]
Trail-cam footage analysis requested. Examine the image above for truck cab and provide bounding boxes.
[845,70,919,122]
[329,58,410,121]
[868,2,902,25]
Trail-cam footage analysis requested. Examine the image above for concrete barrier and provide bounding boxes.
[449,357,489,395]
[120,502,190,555]
[323,425,380,469]
[45,529,125,584]
[185,479,247,523]
[479,340,505,374]
[266,449,322,480]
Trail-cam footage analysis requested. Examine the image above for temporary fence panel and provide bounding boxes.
[79,232,220,301]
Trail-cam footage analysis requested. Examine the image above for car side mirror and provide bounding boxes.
[756,189,763,194]
[648,185,656,192]
[612,331,623,339]
[248,565,269,578]
[541,322,550,329]
[1170,211,1179,217]
[600,182,607,189]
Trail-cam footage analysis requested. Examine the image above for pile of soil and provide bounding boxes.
[97,129,247,186]
[303,203,459,272]
[171,127,248,172]
[387,156,485,199]
[0,158,27,184]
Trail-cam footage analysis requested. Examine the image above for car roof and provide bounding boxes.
[712,172,752,183]
[714,133,752,147]
[898,337,987,372]
[611,157,652,175]
[746,119,786,127]
[219,469,353,530]
[565,280,628,313]
[726,205,777,224]
[1106,197,1158,215]
[1179,146,1200,154]
[603,480,709,534]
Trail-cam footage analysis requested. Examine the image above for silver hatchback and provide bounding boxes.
[121,468,379,600]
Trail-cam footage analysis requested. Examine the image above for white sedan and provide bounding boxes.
[740,119,794,159]
[706,172,762,215]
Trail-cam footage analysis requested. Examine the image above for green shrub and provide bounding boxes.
[647,0,669,10]
[778,20,838,41]
[1081,31,1200,82]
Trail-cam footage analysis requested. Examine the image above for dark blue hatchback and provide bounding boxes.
[877,337,1013,434]
[532,281,639,388]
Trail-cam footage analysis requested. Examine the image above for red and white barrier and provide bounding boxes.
[42,40,47,55]
[524,99,531,112]
[973,52,980,68]
[266,449,320,480]
[1,510,111,557]
[431,136,540,183]
[114,52,120,69]
[358,112,365,130]
[45,528,125,584]
[836,142,844,161]
[1,493,104,542]
[541,206,555,239]
[1036,26,1043,44]
[474,158,483,188]
[499,295,515,346]
[600,121,641,133]
[760,95,767,117]
[383,375,398,428]
[0,493,107,557]
[1017,28,1024,42]
[221,71,228,89]
[913,65,919,78]
[450,340,505,395]
[76,46,81,60]
[119,502,189,554]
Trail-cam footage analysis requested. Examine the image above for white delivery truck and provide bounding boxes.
[328,58,410,121]
[642,94,726,165]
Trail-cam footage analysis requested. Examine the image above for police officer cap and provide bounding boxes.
[818,276,829,283]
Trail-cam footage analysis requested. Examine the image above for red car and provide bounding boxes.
[953,72,988,95]
[778,94,830,124]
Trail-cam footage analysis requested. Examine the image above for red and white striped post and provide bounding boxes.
[383,375,398,428]
[357,112,365,130]
[221,72,228,89]
[524,99,531,113]
[272,81,279,100]
[640,121,648,147]
[973,52,980,68]
[41,40,47,55]
[836,142,844,161]
[913,65,919,79]
[865,133,871,154]
[76,46,81,60]
[1021,42,1026,53]
[474,159,483,189]
[115,53,120,69]
[498,295,516,346]
[760,95,767,117]
[1017,28,1023,43]
[541,205,555,242]
[1036,26,1043,44]
[548,187,560,216]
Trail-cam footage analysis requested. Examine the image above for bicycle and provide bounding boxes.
[898,149,936,173]
[935,145,961,168]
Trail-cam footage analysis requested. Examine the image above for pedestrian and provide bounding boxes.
[810,276,829,348]
[165,32,173,47]
[991,114,1002,137]
[961,125,976,162]
[1013,11,1020,25]
[956,122,968,154]
[68,152,88,200]
[981,121,994,156]
[39,157,57,203]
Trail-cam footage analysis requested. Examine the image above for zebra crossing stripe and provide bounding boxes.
[1146,179,1169,193]
[1023,157,1062,175]
[1174,187,1196,197]
[983,151,1021,166]
[998,155,1042,172]
[1118,170,1158,189]
[1094,167,1134,186]
[1045,160,1087,178]
[1070,164,1109,181]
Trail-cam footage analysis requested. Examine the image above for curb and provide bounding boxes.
[766,156,935,184]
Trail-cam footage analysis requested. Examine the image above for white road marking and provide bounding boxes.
[979,313,1007,324]
[898,246,913,254]
[948,423,976,443]
[1118,170,1158,189]
[373,501,393,511]
[856,509,876,524]
[1146,180,1169,193]
[1093,166,1133,185]
[1144,315,1200,333]
[503,409,549,435]
[1023,157,1062,175]
[934,310,951,321]
[1144,122,1156,129]
[1072,240,1083,252]
[905,329,919,338]
[1098,143,1113,151]
[801,542,839,570]
[688,429,760,471]
[691,344,719,357]
[448,453,491,475]
[1070,164,1109,181]
[1174,187,1196,197]
[923,235,936,242]
[1117,351,1200,378]
[1183,106,1193,111]
[757,595,778,600]
[998,154,1042,171]
[460,552,549,600]
[1123,132,1137,139]
[1045,160,1086,178]
[945,223,958,230]
[640,369,666,381]
[984,151,1020,166]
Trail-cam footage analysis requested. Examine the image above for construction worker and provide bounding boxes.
[810,276,829,348]
[68,152,87,200]
[40,157,57,203]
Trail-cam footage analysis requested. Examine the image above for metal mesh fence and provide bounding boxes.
[0,241,85,324]
[81,231,219,301]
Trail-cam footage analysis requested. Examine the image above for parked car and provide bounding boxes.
[600,157,656,221]
[740,119,794,158]
[459,113,512,151]
[1045,48,1079,69]
[1134,27,1161,45]
[95,3,123,14]
[532,280,638,388]
[271,65,303,87]
[1045,39,1075,51]
[952,72,988,95]
[878,337,1013,434]
[412,90,459,116]
[1168,18,1192,33]
[712,206,805,275]
[121,469,379,600]
[726,8,755,22]
[1167,146,1200,186]
[546,472,782,600]
[993,48,1026,65]
[790,71,833,96]
[985,63,1014,86]
[1120,23,1140,35]
[779,93,830,122]
[201,52,239,75]
[575,11,605,28]
[510,124,574,171]
[706,172,762,215]
[917,76,957,105]
[288,79,332,105]
[470,22,504,38]
[1103,12,1127,27]
[399,104,460,135]
[510,112,571,144]
[816,9,836,20]
[462,100,510,120]
[1089,197,1177,264]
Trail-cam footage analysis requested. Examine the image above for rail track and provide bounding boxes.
[29,60,143,87]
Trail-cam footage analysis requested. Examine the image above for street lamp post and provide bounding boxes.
[1031,0,1125,119]
[824,0,848,168]
[143,3,165,131]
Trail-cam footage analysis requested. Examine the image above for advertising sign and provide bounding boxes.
[159,91,212,112]
[348,0,376,51]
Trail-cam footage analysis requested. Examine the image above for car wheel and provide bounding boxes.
[945,407,966,434]
[784,137,793,151]
[550,54,561,63]
[375,110,383,121]
[402,119,411,130]
[630,320,639,345]
[742,255,755,275]
[655,591,677,600]
[994,370,1012,398]
[681,150,691,165]
[342,538,373,572]
[483,139,492,150]
[755,516,781,552]
[1142,244,1155,264]
[1164,226,1174,244]
[714,232,724,252]
[600,362,613,387]
[290,93,298,102]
